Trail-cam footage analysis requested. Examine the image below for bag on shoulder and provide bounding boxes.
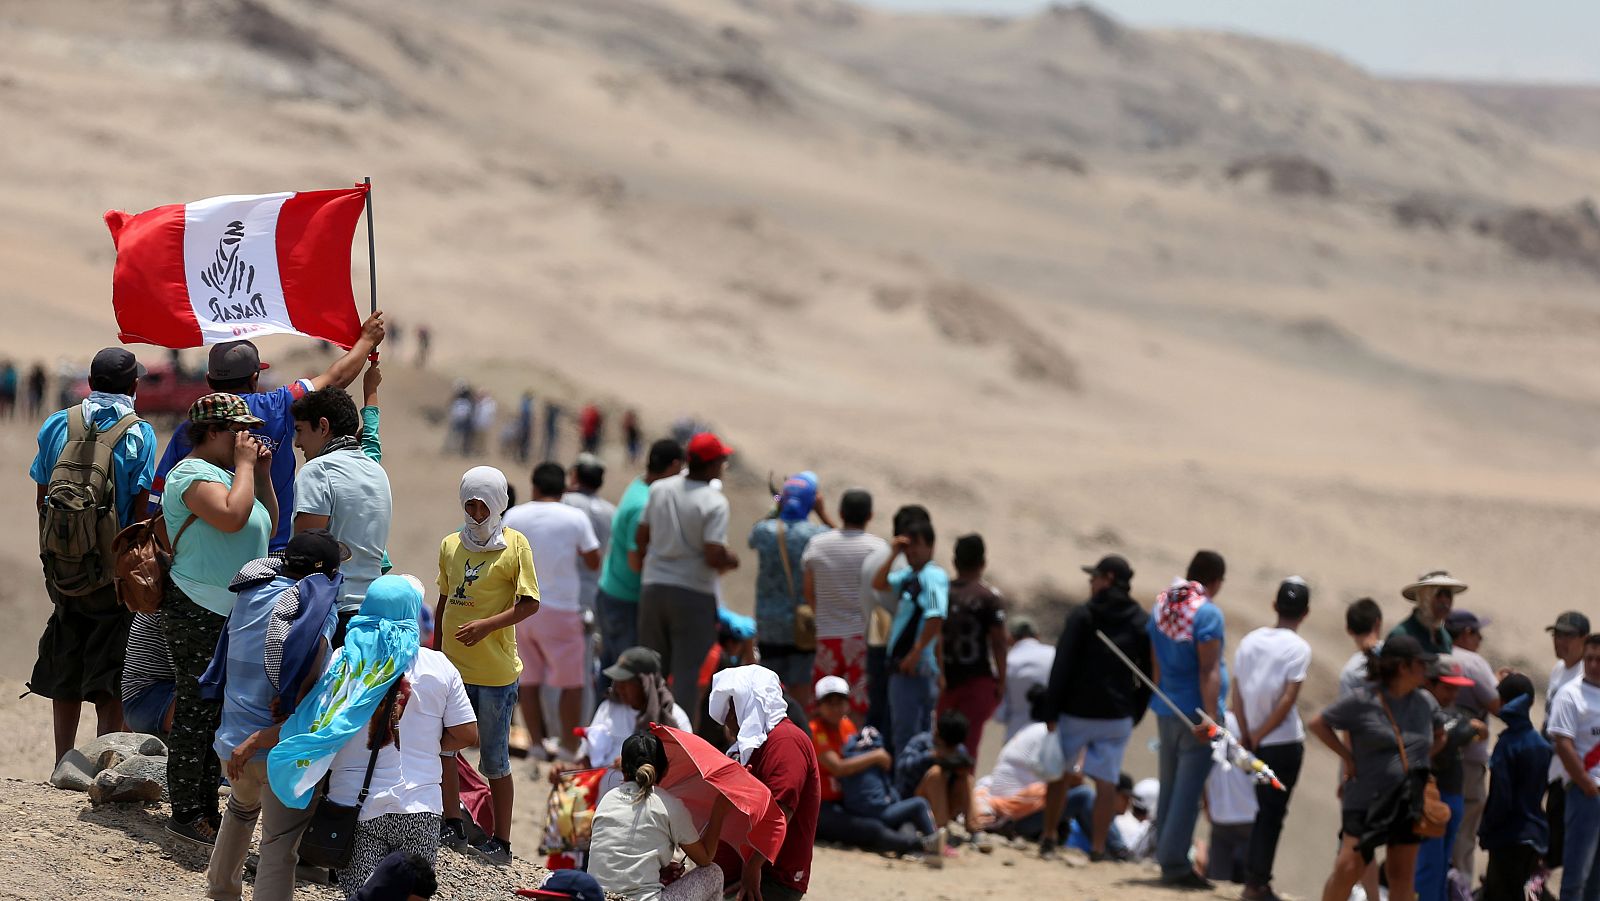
[299,683,401,869]
[776,521,816,652]
[1379,693,1451,839]
[39,407,141,596]
[111,514,196,614]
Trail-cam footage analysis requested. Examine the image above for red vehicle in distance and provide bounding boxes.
[70,362,210,422]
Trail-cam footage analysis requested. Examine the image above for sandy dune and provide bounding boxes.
[4,1,1600,897]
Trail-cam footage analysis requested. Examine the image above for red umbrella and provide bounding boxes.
[649,723,787,864]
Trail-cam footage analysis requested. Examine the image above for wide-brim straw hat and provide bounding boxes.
[1402,570,1469,601]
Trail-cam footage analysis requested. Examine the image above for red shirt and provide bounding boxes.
[809,717,858,803]
[749,719,821,894]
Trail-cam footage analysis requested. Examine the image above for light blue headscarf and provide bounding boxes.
[267,574,422,809]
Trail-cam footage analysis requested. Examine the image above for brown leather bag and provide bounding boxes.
[1380,693,1451,839]
[111,514,196,614]
[776,521,816,652]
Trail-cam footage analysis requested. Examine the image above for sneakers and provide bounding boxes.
[1161,871,1215,891]
[472,836,513,866]
[1038,837,1060,860]
[165,816,218,847]
[440,818,470,852]
[970,831,995,855]
[920,828,947,868]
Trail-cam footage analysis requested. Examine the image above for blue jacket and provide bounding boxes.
[840,728,900,817]
[1480,694,1552,852]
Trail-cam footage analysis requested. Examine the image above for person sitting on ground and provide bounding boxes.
[1203,711,1258,885]
[350,850,438,901]
[588,731,731,901]
[811,676,944,864]
[205,530,346,901]
[708,666,821,901]
[1478,673,1550,901]
[895,709,978,839]
[1114,778,1158,861]
[975,718,1131,860]
[558,648,692,796]
[435,466,541,865]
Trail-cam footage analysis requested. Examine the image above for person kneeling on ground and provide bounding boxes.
[589,731,731,901]
[811,676,945,865]
[895,709,980,844]
[554,647,692,797]
[975,719,1131,860]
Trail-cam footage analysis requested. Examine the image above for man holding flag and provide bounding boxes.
[148,319,384,551]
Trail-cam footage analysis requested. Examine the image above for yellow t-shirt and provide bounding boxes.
[437,528,540,687]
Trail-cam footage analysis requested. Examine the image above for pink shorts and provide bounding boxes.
[515,608,587,689]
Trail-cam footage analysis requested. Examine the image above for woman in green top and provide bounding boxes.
[160,393,277,845]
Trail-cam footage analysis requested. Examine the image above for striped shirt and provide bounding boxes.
[801,529,888,640]
[121,612,174,702]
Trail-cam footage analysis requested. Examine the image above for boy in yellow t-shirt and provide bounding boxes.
[436,466,539,865]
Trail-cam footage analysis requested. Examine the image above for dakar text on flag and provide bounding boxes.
[105,185,369,349]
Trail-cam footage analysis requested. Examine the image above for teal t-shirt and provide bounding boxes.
[163,458,272,616]
[597,477,651,603]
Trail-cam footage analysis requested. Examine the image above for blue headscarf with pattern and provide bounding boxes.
[267,574,421,808]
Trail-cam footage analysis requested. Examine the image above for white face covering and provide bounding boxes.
[459,466,509,552]
[708,665,790,765]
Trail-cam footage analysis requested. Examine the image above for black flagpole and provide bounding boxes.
[364,176,378,360]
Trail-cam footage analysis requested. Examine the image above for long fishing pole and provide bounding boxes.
[1093,629,1284,790]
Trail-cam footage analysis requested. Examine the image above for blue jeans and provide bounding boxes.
[880,797,937,837]
[1563,785,1600,901]
[594,589,638,694]
[1155,715,1215,880]
[122,681,174,736]
[464,681,519,779]
[889,672,938,758]
[1415,791,1464,901]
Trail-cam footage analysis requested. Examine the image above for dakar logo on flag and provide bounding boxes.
[198,219,269,325]
[105,185,369,349]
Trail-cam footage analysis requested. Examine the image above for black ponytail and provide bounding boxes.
[621,731,669,801]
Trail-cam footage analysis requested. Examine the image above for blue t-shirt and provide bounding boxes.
[888,564,950,675]
[749,518,827,643]
[30,394,158,528]
[152,379,312,551]
[213,574,338,761]
[1147,601,1230,722]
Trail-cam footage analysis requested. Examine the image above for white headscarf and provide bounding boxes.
[459,466,509,552]
[708,665,789,765]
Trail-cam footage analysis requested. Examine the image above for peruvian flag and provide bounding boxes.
[105,185,368,349]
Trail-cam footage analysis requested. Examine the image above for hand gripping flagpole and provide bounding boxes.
[363,176,378,362]
[1093,629,1284,791]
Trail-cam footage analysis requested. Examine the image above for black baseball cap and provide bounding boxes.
[1445,610,1492,635]
[283,529,350,575]
[208,340,271,381]
[1082,554,1133,583]
[602,647,662,682]
[1275,576,1310,615]
[1548,611,1591,637]
[1379,634,1437,664]
[90,347,146,382]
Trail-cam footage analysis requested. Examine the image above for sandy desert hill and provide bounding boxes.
[3,0,1600,896]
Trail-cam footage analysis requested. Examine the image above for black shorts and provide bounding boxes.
[29,582,131,703]
[1341,807,1422,863]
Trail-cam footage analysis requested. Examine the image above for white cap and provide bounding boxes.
[815,675,850,701]
[1132,778,1160,813]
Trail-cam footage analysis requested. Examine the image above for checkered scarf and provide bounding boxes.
[1153,579,1209,642]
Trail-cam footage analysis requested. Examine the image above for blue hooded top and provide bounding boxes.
[1480,693,1553,852]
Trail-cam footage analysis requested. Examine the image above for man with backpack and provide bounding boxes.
[28,347,157,764]
[1036,554,1151,861]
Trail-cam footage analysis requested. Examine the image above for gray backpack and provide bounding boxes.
[39,406,140,596]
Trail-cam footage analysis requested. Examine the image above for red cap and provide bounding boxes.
[687,432,734,463]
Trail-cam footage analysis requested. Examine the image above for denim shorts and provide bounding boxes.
[463,680,519,779]
[1057,714,1134,784]
[122,681,174,736]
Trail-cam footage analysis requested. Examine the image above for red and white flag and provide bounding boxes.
[105,185,369,349]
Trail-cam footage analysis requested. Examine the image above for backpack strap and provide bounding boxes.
[775,520,798,599]
[170,514,199,551]
[98,412,141,450]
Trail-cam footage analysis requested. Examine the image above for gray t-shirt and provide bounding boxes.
[1451,647,1499,764]
[640,474,729,595]
[1338,649,1374,699]
[562,490,615,613]
[1321,686,1440,812]
[293,449,392,612]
